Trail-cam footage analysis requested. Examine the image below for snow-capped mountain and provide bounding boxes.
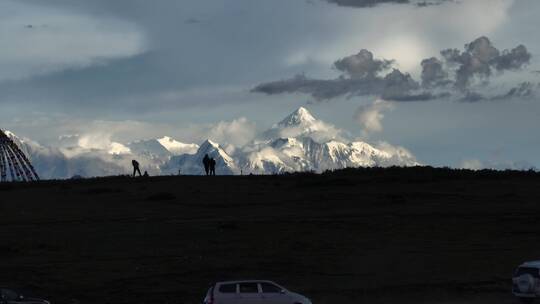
[263,107,342,142]
[277,106,317,129]
[3,107,418,179]
[239,107,418,174]
[3,131,200,179]
[163,140,238,175]
[239,134,417,175]
[4,131,131,179]
[127,137,199,159]
[157,136,199,155]
[127,139,172,159]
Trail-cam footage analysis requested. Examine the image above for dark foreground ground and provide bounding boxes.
[1,167,540,304]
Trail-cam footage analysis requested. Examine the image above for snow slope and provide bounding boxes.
[3,107,418,179]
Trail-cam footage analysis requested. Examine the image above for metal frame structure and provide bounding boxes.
[0,129,39,182]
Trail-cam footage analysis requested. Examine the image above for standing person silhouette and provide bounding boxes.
[132,159,142,177]
[202,154,210,176]
[209,158,216,176]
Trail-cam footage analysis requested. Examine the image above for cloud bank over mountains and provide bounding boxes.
[253,36,533,102]
[1,0,538,170]
[6,107,418,179]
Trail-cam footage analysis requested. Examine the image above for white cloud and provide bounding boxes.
[354,99,394,135]
[77,133,114,151]
[196,117,257,148]
[375,141,419,166]
[55,132,131,157]
[0,0,146,81]
[275,120,344,143]
[5,113,258,150]
[285,0,515,76]
[109,142,132,155]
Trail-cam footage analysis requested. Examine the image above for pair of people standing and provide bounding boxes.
[202,154,216,176]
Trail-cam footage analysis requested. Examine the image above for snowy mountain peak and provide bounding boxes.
[127,139,172,159]
[163,139,238,175]
[198,139,234,163]
[264,106,341,142]
[158,136,176,144]
[5,107,418,179]
[200,139,220,149]
[278,106,316,127]
[157,136,199,155]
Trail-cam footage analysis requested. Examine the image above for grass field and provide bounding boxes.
[1,167,539,304]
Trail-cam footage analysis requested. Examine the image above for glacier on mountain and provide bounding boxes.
[163,140,238,175]
[4,107,418,179]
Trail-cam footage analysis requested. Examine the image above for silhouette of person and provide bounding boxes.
[202,154,210,176]
[132,159,142,177]
[143,171,149,177]
[209,158,216,176]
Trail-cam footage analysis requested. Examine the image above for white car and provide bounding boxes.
[513,261,540,303]
[203,280,312,304]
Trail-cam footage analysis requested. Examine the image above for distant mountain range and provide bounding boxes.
[5,107,418,179]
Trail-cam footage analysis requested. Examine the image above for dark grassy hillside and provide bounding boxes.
[1,167,539,304]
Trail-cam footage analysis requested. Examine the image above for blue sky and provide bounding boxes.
[1,0,539,169]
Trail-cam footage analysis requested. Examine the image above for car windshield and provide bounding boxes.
[515,267,540,278]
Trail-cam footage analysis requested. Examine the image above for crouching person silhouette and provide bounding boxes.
[203,154,210,176]
[132,159,142,177]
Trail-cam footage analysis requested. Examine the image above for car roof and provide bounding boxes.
[520,261,540,268]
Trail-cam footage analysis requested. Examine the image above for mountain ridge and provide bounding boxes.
[5,107,418,178]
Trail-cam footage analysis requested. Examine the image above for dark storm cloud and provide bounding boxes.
[322,0,449,8]
[3,0,316,113]
[0,52,172,109]
[254,36,534,103]
[252,75,352,100]
[252,72,425,101]
[253,50,429,101]
[380,69,420,100]
[334,49,394,79]
[389,92,451,102]
[496,82,535,99]
[324,0,407,7]
[460,91,486,103]
[415,1,448,7]
[462,82,536,102]
[439,37,531,90]
[421,57,450,88]
[493,45,531,71]
[442,37,500,89]
[505,82,535,98]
